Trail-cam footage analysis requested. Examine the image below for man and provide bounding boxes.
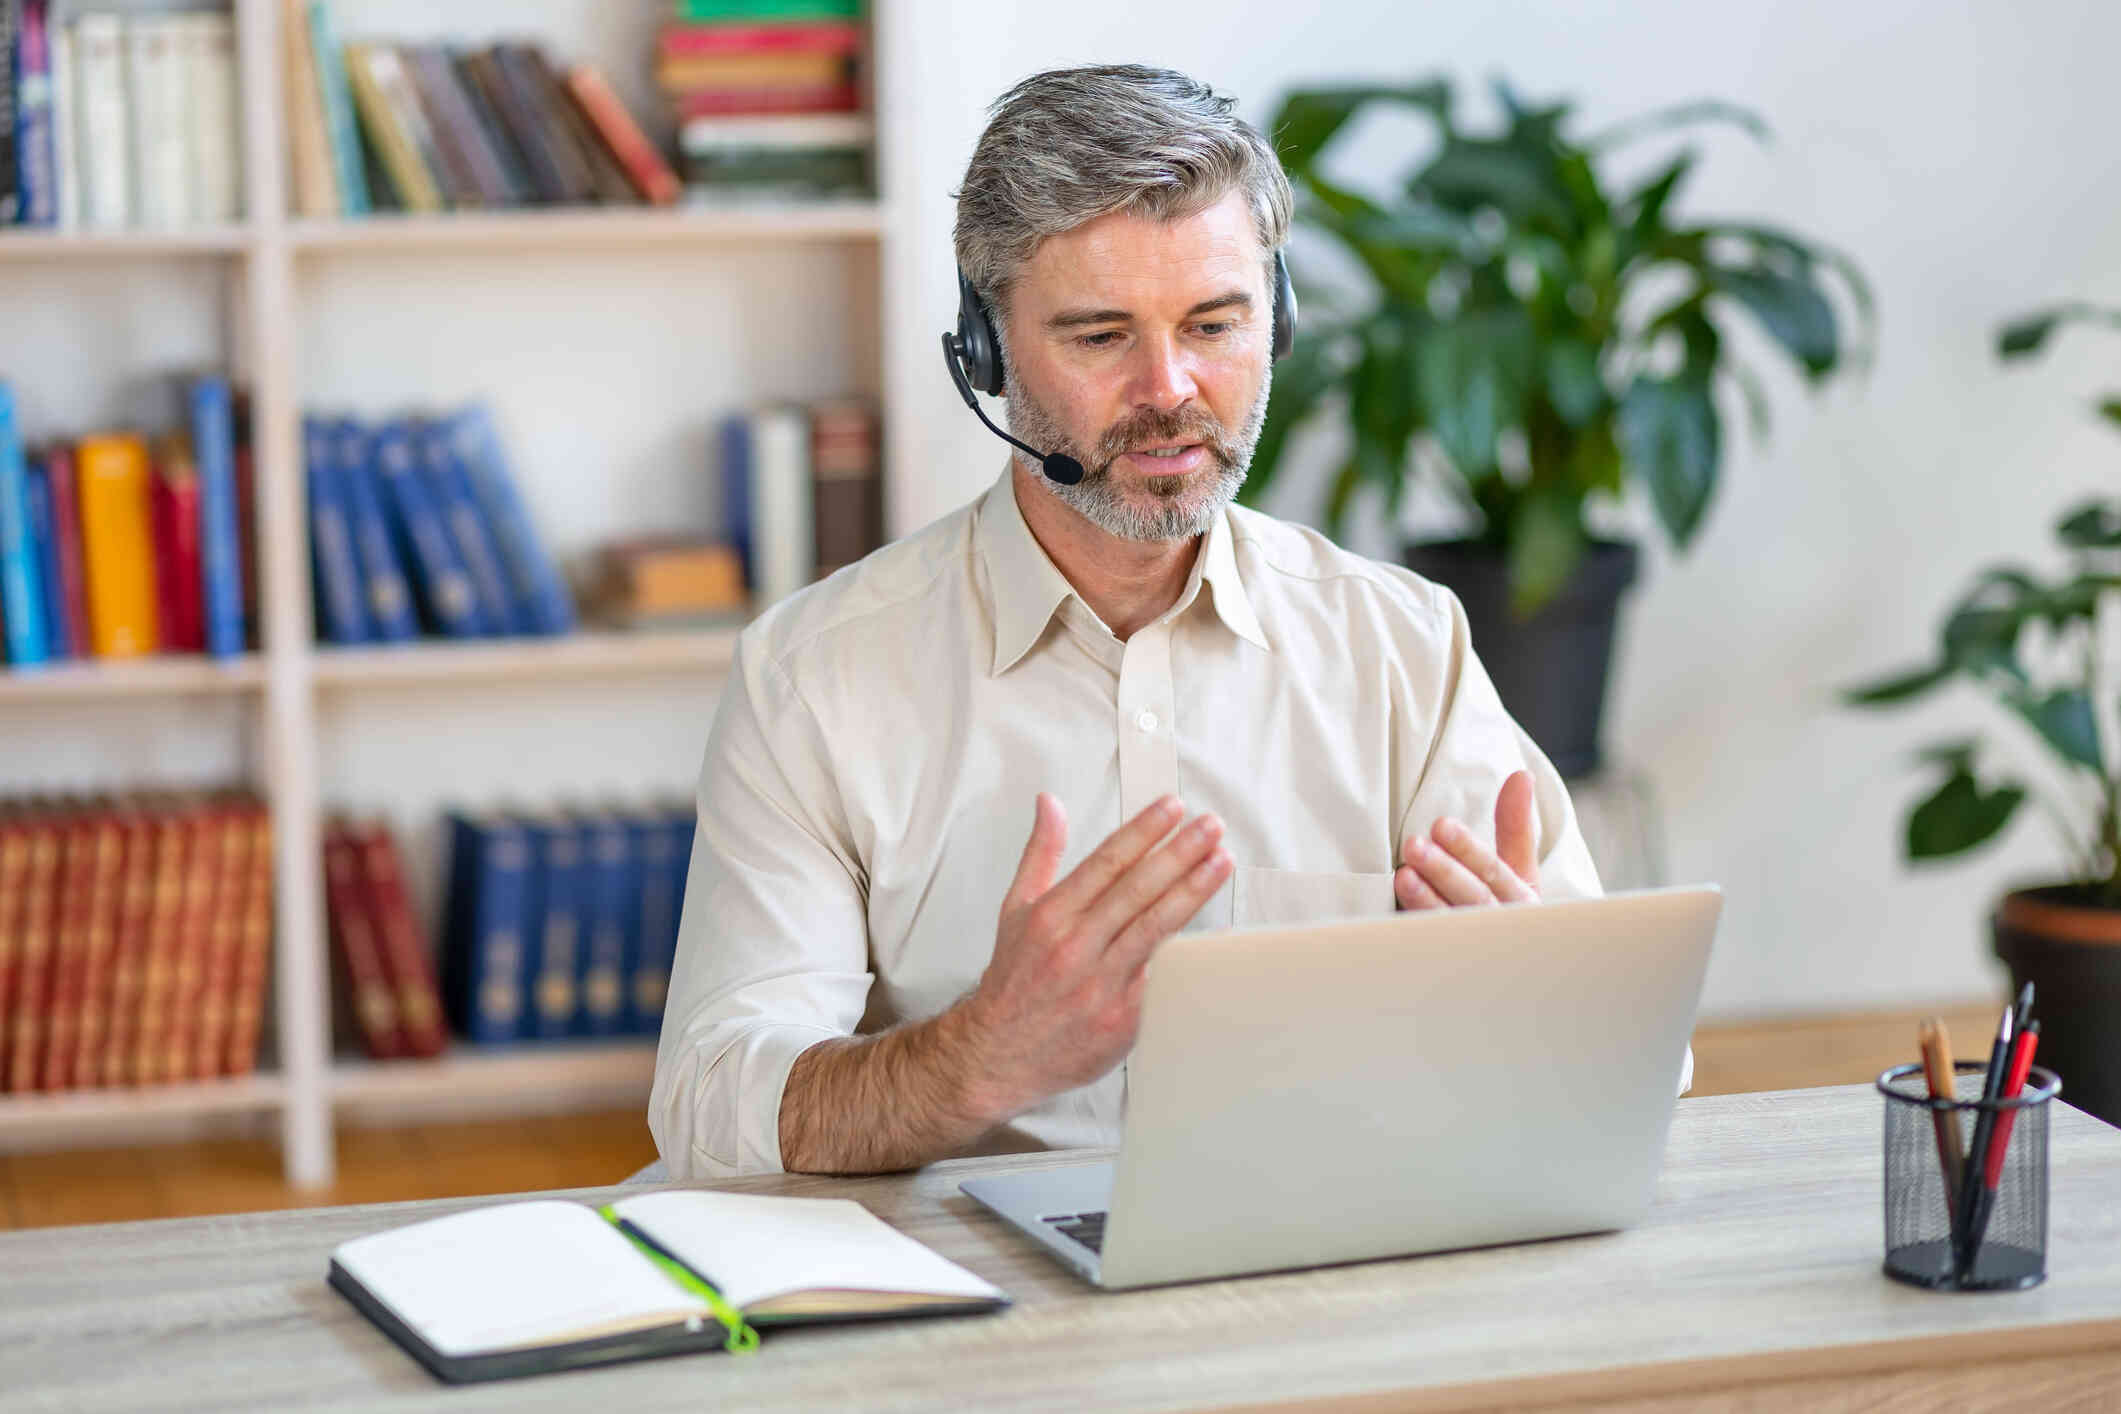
[649,64,1685,1182]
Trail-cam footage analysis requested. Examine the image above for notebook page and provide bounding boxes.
[333,1200,709,1356]
[610,1190,1004,1312]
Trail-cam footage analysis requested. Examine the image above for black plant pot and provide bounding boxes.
[1993,887,2121,1130]
[1401,538,1639,780]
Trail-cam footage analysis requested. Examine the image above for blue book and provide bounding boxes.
[441,811,534,1045]
[413,419,517,636]
[24,458,67,660]
[306,0,371,216]
[371,419,481,637]
[628,805,695,1036]
[720,413,754,591]
[189,377,248,658]
[14,0,56,227]
[443,405,575,636]
[577,811,638,1037]
[332,419,417,642]
[305,415,370,644]
[0,383,51,668]
[523,814,587,1041]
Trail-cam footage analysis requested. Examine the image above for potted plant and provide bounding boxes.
[1243,76,1872,776]
[1844,302,2121,1127]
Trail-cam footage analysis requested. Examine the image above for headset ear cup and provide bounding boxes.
[956,269,1006,396]
[1270,249,1297,362]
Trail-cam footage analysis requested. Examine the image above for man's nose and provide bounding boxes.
[1128,333,1199,411]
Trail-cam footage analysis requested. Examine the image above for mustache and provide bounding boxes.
[1086,409,1237,473]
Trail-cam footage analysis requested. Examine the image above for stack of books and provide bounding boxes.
[2,4,244,231]
[721,395,883,608]
[322,815,445,1061]
[0,788,273,1093]
[304,403,577,646]
[0,376,254,669]
[440,803,696,1047]
[285,1,680,219]
[656,0,872,202]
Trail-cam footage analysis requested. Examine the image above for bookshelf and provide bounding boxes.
[0,0,916,1184]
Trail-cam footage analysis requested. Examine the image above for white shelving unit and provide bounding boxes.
[0,0,917,1184]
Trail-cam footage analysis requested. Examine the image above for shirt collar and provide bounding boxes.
[975,464,1271,677]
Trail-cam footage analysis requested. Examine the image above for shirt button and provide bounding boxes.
[1136,710,1158,733]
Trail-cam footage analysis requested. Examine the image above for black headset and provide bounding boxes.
[940,248,1297,485]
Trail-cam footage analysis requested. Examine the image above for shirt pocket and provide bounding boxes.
[1231,866,1398,927]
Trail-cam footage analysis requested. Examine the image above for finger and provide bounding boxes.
[1429,818,1536,903]
[1106,845,1233,977]
[1040,794,1186,918]
[1407,833,1498,906]
[1003,793,1069,908]
[1495,770,1539,892]
[1394,863,1446,910]
[1080,811,1224,947]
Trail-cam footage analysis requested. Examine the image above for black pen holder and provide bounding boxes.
[1877,1060,2060,1291]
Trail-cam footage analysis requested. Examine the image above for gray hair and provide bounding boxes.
[952,64,1293,325]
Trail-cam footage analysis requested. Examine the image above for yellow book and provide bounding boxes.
[75,435,161,659]
[342,43,443,213]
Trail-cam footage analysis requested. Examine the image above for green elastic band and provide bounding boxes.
[598,1205,760,1354]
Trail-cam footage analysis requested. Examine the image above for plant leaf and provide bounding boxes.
[1842,662,1954,707]
[1583,98,1770,151]
[1615,375,1720,548]
[2056,499,2121,548]
[2009,688,2103,771]
[2100,398,2121,430]
[1544,339,1604,426]
[1906,769,2025,860]
[1996,302,2121,360]
[1709,265,1839,375]
[1268,80,1454,175]
[1411,308,1536,478]
[1240,330,1347,510]
[1506,489,1588,617]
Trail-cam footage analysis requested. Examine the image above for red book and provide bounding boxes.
[149,434,206,654]
[71,809,137,1087]
[98,800,159,1086]
[0,810,29,1078]
[41,448,92,658]
[353,821,446,1058]
[189,797,252,1079]
[129,807,194,1086]
[5,812,62,1094]
[223,803,273,1077]
[565,65,681,206]
[659,20,862,58]
[676,81,860,119]
[325,819,405,1060]
[158,803,224,1085]
[38,810,103,1092]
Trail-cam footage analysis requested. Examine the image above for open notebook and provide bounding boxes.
[327,1189,1009,1383]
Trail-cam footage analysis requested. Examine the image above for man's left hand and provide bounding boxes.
[1395,769,1541,909]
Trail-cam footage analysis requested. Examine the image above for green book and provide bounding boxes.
[674,0,863,20]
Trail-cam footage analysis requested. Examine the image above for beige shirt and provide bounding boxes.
[650,465,1689,1180]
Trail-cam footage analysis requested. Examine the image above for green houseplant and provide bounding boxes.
[1844,302,2121,1127]
[1243,76,1872,775]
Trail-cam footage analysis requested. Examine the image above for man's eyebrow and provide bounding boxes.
[1043,289,1255,331]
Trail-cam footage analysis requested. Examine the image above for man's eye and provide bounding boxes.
[1195,322,1234,338]
[1078,331,1122,349]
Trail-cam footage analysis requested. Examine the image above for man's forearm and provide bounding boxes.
[776,1001,1007,1173]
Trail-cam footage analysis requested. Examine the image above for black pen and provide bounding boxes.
[1952,1000,2016,1277]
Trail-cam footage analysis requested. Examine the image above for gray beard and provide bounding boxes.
[999,347,1273,543]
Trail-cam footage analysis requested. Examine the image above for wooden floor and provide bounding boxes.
[0,1003,2002,1231]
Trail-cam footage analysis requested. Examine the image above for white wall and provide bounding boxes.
[879,0,2121,1019]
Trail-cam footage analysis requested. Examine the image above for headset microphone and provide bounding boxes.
[939,331,1086,485]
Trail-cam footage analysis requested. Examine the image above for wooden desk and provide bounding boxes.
[5,1084,2120,1412]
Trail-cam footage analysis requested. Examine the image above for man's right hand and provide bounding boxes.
[955,793,1231,1123]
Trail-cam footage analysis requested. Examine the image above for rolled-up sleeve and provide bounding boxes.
[1394,583,1693,1095]
[648,632,872,1179]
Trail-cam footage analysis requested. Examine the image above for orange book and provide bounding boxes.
[189,796,252,1079]
[130,806,194,1086]
[325,818,404,1060]
[564,66,681,206]
[76,435,162,659]
[0,807,29,1072]
[70,809,135,1087]
[5,812,62,1093]
[37,810,102,1092]
[159,804,225,1085]
[223,802,273,1077]
[98,799,160,1087]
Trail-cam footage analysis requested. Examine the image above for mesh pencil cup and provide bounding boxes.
[1877,1060,2060,1291]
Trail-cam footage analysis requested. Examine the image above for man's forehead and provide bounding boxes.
[1016,193,1263,318]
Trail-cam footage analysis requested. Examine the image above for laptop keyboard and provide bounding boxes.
[1042,1211,1107,1253]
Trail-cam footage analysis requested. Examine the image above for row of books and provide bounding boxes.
[658,0,871,200]
[0,789,272,1095]
[307,405,576,646]
[286,1,680,219]
[0,376,253,667]
[1,5,243,231]
[722,396,883,608]
[434,804,695,1050]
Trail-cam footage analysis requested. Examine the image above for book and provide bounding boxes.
[282,0,340,218]
[626,806,692,1034]
[343,42,443,213]
[576,810,635,1037]
[76,435,159,657]
[38,811,101,1091]
[351,819,446,1058]
[148,432,204,653]
[448,48,539,204]
[563,66,681,207]
[524,812,584,1039]
[189,377,247,657]
[221,802,273,1077]
[440,810,532,1045]
[523,45,635,205]
[127,806,191,1087]
[97,802,157,1087]
[4,814,58,1092]
[48,14,74,230]
[189,800,250,1079]
[24,457,68,661]
[656,51,854,91]
[444,404,575,635]
[71,13,128,230]
[304,415,369,644]
[0,384,50,668]
[810,397,881,578]
[40,447,89,658]
[0,814,29,1076]
[371,419,480,637]
[179,12,242,225]
[327,1188,1006,1384]
[0,0,18,223]
[158,800,225,1084]
[675,0,864,19]
[400,44,494,209]
[332,418,416,642]
[411,419,515,636]
[325,816,403,1060]
[492,44,596,204]
[307,0,369,215]
[674,82,860,121]
[658,20,864,58]
[124,15,191,230]
[722,406,813,608]
[16,0,57,227]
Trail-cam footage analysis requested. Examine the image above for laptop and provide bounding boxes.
[959,884,1721,1289]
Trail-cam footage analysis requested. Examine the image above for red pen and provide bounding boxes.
[1960,1021,2040,1271]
